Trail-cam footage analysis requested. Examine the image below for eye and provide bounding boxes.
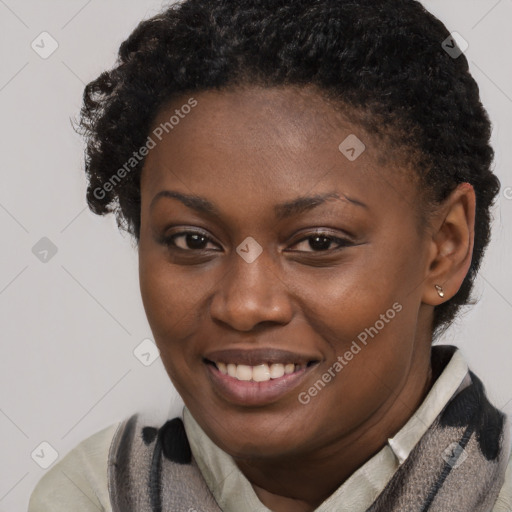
[161,229,353,254]
[288,232,353,253]
[163,230,221,252]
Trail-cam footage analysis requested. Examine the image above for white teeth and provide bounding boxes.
[227,363,237,377]
[284,363,295,374]
[252,364,271,382]
[235,364,252,381]
[215,361,301,382]
[269,363,285,379]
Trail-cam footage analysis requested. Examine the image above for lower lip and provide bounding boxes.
[205,363,316,406]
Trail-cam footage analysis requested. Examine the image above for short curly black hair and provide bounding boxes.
[76,0,501,340]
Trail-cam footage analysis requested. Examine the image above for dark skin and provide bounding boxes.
[138,85,476,511]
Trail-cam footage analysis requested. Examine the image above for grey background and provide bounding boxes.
[0,1,511,510]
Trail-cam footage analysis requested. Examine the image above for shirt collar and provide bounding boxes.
[387,345,469,464]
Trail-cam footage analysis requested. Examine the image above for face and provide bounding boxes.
[138,85,434,459]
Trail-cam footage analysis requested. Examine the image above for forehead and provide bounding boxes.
[140,86,419,220]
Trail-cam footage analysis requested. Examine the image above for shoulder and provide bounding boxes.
[28,412,217,512]
[28,420,122,512]
[494,433,512,512]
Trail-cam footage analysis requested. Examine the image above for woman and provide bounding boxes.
[28,0,512,510]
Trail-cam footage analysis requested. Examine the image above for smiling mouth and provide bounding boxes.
[204,359,319,383]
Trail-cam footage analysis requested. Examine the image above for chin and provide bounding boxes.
[224,434,303,460]
[202,411,309,458]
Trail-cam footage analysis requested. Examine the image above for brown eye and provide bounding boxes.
[163,231,220,252]
[289,233,353,253]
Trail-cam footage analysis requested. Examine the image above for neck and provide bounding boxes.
[235,351,434,512]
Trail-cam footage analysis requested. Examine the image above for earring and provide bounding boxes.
[435,285,445,298]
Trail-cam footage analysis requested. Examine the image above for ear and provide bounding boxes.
[422,183,476,306]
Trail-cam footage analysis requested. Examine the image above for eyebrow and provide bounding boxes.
[149,190,368,220]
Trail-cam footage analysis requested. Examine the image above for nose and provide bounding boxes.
[209,248,293,332]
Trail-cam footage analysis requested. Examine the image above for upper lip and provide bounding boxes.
[204,348,321,366]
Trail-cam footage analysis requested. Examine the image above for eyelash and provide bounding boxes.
[161,229,353,254]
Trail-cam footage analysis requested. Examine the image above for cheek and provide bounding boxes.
[139,249,203,335]
[139,255,205,396]
[299,244,414,342]
[297,303,418,446]
[298,246,423,417]
[138,253,201,385]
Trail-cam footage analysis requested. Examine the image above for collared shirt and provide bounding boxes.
[28,346,512,511]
